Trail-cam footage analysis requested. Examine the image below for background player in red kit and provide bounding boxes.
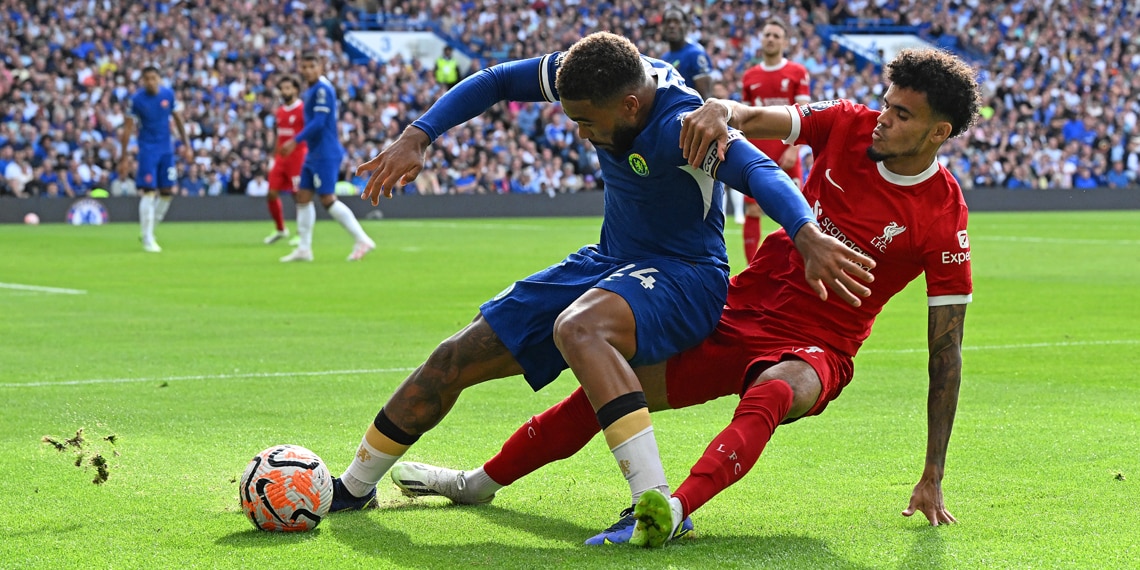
[736,17,811,259]
[389,48,980,547]
[264,75,307,245]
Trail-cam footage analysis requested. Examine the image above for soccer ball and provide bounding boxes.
[239,444,333,532]
[24,212,40,225]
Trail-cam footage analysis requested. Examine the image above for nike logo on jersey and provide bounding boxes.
[825,168,845,192]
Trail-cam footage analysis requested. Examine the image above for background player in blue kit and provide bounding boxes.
[118,66,190,253]
[278,53,376,263]
[660,4,713,99]
[326,33,874,542]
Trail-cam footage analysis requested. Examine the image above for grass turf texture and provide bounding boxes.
[1,212,1137,569]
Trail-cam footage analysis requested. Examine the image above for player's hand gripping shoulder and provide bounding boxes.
[679,98,737,168]
[903,468,957,526]
[356,126,432,205]
[792,223,876,307]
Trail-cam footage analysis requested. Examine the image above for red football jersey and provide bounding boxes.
[741,59,811,174]
[275,100,307,160]
[728,99,973,358]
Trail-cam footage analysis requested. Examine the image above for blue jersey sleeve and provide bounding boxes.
[293,84,333,145]
[411,53,561,143]
[706,130,814,240]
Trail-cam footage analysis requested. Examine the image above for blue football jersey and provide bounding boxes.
[129,87,176,153]
[410,51,813,268]
[296,76,345,164]
[661,41,713,90]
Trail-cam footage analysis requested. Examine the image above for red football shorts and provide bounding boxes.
[665,306,854,419]
[268,153,305,192]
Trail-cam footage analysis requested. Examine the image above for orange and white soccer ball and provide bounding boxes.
[239,444,333,532]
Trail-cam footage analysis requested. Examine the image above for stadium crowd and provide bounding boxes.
[1,0,1138,199]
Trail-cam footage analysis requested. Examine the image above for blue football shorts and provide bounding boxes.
[136,150,175,190]
[299,160,341,196]
[480,244,729,391]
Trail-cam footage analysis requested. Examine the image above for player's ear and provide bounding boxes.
[929,120,952,145]
[621,94,640,119]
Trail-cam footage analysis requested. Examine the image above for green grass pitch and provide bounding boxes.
[1,211,1137,569]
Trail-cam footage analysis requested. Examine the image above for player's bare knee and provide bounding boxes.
[551,310,594,354]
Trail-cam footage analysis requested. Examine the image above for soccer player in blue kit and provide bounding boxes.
[278,53,376,262]
[660,5,713,99]
[118,66,190,253]
[327,33,875,542]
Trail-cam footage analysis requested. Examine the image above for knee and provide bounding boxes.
[552,309,594,354]
[754,376,820,419]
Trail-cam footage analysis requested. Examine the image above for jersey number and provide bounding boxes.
[609,264,660,290]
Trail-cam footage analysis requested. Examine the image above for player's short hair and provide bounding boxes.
[300,52,321,63]
[764,17,789,36]
[555,32,645,105]
[277,75,300,90]
[662,3,686,21]
[885,48,980,139]
[141,65,160,76]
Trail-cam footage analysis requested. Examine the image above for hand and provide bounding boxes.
[779,146,798,171]
[278,139,296,157]
[356,126,430,205]
[903,475,957,526]
[180,144,194,163]
[791,223,875,307]
[680,99,733,168]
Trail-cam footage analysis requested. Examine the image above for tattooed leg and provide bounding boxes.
[384,315,524,435]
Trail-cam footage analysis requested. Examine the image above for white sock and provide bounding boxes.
[154,195,172,223]
[139,194,156,242]
[610,426,670,504]
[327,200,371,244]
[296,202,315,249]
[463,467,504,501]
[340,434,402,497]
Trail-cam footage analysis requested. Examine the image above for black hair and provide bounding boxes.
[300,52,321,63]
[276,75,300,90]
[555,32,645,105]
[141,65,160,76]
[663,3,686,21]
[885,49,981,139]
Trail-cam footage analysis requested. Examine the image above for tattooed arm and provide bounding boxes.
[902,303,966,526]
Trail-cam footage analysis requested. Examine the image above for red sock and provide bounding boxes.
[268,197,285,231]
[674,379,793,518]
[483,387,600,485]
[743,216,761,260]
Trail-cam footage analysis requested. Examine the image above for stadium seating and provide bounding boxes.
[1,0,1137,198]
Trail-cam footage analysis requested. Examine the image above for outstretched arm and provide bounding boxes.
[903,302,966,526]
[680,99,794,167]
[357,55,558,203]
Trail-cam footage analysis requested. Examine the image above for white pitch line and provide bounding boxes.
[5,340,1138,388]
[0,367,417,389]
[861,339,1140,355]
[0,282,87,295]
[975,235,1140,246]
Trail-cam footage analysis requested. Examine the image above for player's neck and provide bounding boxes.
[668,40,684,52]
[761,55,785,68]
[882,152,938,178]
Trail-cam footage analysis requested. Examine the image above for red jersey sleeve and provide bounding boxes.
[921,199,973,305]
[785,99,863,150]
[793,64,811,102]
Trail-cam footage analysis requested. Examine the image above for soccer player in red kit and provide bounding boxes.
[736,17,811,259]
[388,48,980,547]
[264,75,307,244]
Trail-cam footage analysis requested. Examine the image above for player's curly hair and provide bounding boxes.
[555,32,645,105]
[885,48,980,139]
